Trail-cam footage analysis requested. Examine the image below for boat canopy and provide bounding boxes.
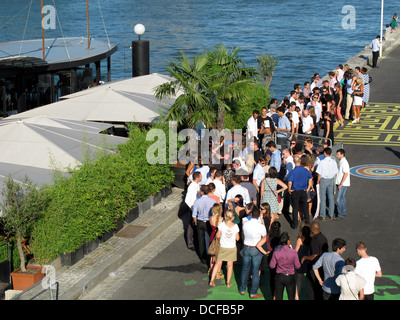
[0,37,117,71]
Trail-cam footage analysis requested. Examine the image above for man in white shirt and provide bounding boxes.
[316,148,338,219]
[289,102,300,134]
[225,174,251,207]
[184,171,202,250]
[239,207,266,299]
[252,155,267,194]
[370,35,381,68]
[212,169,226,203]
[307,94,322,124]
[355,241,382,300]
[282,148,295,181]
[335,149,350,219]
[302,108,314,135]
[335,65,345,83]
[247,110,259,140]
[194,164,210,186]
[289,90,300,108]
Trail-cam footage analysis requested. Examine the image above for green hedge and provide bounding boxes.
[224,83,271,131]
[31,124,174,264]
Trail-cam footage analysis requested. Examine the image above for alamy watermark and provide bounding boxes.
[342,5,356,30]
[42,5,56,30]
[146,121,256,165]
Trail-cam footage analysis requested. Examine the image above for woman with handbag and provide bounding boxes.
[260,167,288,222]
[209,210,240,288]
[208,203,224,277]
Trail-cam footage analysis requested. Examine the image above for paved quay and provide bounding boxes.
[15,32,400,301]
[53,187,185,300]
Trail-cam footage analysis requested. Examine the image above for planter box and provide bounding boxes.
[5,289,22,300]
[61,245,84,267]
[114,217,124,233]
[11,266,44,291]
[0,260,11,283]
[83,238,99,256]
[126,206,139,223]
[162,185,173,198]
[171,166,186,189]
[137,197,151,215]
[151,191,162,207]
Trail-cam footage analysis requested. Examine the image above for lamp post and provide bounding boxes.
[132,23,150,77]
[380,0,384,56]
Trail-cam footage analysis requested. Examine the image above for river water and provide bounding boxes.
[0,0,398,99]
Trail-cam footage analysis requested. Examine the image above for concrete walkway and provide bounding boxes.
[52,187,184,300]
[9,31,400,301]
[59,31,400,300]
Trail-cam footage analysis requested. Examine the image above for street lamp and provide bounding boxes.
[134,23,145,41]
[380,0,384,56]
[132,24,149,77]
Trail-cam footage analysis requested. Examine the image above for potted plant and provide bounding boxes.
[0,175,45,291]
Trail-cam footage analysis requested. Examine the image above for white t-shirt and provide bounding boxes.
[291,110,300,126]
[226,184,251,206]
[355,256,381,295]
[336,157,350,186]
[247,116,258,139]
[218,222,239,248]
[213,179,226,202]
[306,102,322,123]
[252,163,265,187]
[185,181,199,209]
[302,115,314,134]
[242,218,266,247]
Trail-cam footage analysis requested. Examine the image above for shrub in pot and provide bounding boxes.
[0,175,46,289]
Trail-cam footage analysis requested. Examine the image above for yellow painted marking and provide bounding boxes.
[333,102,400,146]
[393,118,400,130]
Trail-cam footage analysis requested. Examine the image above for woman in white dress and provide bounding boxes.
[351,77,364,124]
[209,210,240,288]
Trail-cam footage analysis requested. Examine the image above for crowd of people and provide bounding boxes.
[181,66,382,300]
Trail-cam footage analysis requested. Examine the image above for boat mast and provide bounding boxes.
[41,0,45,59]
[87,0,90,49]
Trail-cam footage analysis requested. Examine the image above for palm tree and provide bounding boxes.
[154,50,215,129]
[207,45,257,131]
[256,53,279,90]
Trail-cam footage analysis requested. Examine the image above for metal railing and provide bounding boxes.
[10,278,59,300]
[275,132,333,150]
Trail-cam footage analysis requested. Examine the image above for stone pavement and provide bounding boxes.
[54,187,184,300]
[14,31,400,301]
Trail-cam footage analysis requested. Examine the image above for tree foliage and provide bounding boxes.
[0,175,45,272]
[155,44,260,131]
[256,53,279,90]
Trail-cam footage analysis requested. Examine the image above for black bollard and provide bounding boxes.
[132,40,149,77]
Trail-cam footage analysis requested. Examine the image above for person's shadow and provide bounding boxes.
[385,147,400,160]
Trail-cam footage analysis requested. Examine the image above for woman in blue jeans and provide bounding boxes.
[239,207,266,299]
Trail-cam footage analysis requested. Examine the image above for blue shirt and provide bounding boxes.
[270,149,282,172]
[277,115,291,138]
[288,166,312,190]
[313,252,344,294]
[271,113,280,127]
[345,79,354,95]
[192,195,216,221]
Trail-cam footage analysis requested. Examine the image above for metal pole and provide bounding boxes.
[380,0,384,56]
[87,0,90,49]
[41,0,45,60]
[7,239,11,284]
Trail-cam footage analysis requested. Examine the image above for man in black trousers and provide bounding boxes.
[370,35,381,68]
